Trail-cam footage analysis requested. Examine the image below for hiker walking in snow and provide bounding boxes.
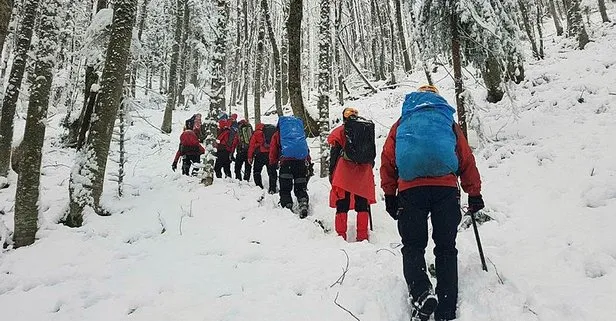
[234,119,253,181]
[328,107,376,242]
[214,119,238,178]
[380,85,484,321]
[269,116,311,218]
[248,123,278,193]
[172,118,206,176]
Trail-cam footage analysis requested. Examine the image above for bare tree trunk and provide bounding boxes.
[598,0,611,22]
[287,0,319,136]
[338,33,378,93]
[318,0,331,178]
[537,3,545,58]
[254,15,264,124]
[0,0,40,182]
[334,0,344,105]
[242,0,249,118]
[393,0,411,73]
[518,0,541,59]
[161,0,185,133]
[66,0,137,227]
[137,0,148,41]
[451,1,467,138]
[14,0,60,247]
[566,0,589,49]
[281,0,289,106]
[0,0,13,53]
[261,0,282,116]
[548,0,564,36]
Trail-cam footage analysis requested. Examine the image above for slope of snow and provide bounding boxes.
[2,11,616,321]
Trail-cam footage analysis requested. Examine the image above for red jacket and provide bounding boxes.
[327,125,376,208]
[380,121,482,196]
[216,128,238,153]
[248,123,269,160]
[268,131,311,165]
[173,130,205,163]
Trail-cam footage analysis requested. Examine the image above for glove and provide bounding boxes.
[171,162,177,172]
[468,194,485,213]
[385,195,399,220]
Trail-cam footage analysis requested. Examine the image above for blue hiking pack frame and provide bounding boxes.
[278,116,309,159]
[395,92,459,181]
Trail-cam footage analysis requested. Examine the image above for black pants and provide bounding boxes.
[253,152,277,192]
[279,159,309,208]
[397,186,461,321]
[214,149,232,178]
[336,192,369,213]
[234,150,251,181]
[182,154,201,176]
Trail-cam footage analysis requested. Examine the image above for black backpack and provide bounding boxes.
[343,117,376,164]
[262,124,276,148]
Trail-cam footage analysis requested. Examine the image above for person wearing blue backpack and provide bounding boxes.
[380,85,484,321]
[269,116,311,218]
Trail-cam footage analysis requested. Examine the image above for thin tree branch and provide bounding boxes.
[334,292,361,321]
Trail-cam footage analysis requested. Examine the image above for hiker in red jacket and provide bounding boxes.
[380,85,484,321]
[172,119,206,176]
[328,108,376,242]
[248,123,278,193]
[214,120,238,178]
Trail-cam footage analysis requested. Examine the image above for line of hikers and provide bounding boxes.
[171,85,485,321]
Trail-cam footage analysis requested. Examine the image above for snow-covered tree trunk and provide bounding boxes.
[287,0,319,136]
[241,0,249,118]
[482,55,504,103]
[393,0,411,73]
[66,0,137,227]
[137,0,148,41]
[177,0,189,107]
[0,0,13,53]
[261,0,282,116]
[566,0,589,49]
[255,15,265,124]
[537,4,545,58]
[0,0,40,183]
[518,0,541,59]
[451,0,467,138]
[161,0,185,133]
[334,0,343,106]
[318,0,331,178]
[13,0,60,248]
[211,0,228,113]
[598,0,611,23]
[548,0,564,36]
[281,0,289,106]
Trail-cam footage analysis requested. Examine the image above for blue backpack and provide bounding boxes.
[278,116,309,159]
[395,92,459,181]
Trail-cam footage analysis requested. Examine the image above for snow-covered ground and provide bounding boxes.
[2,12,616,321]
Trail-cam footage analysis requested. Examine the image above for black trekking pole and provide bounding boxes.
[368,206,373,231]
[470,210,488,271]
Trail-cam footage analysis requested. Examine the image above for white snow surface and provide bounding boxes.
[2,13,616,321]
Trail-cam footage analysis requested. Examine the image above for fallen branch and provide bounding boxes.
[157,212,167,234]
[337,33,378,94]
[487,257,504,285]
[330,249,350,287]
[334,292,361,321]
[376,248,397,256]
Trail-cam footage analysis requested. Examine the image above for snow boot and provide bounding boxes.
[335,212,348,240]
[356,212,369,242]
[298,198,309,219]
[411,290,438,321]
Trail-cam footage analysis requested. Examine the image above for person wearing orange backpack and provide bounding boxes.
[328,107,376,242]
[214,119,238,178]
[248,123,278,193]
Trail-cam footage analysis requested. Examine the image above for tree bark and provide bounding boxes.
[177,0,189,106]
[318,0,331,178]
[566,0,589,49]
[0,0,13,53]
[536,4,545,58]
[287,0,319,136]
[137,0,148,41]
[451,1,467,138]
[482,55,504,103]
[161,0,185,133]
[66,0,137,226]
[14,0,60,248]
[0,0,40,181]
[518,0,541,59]
[548,0,564,36]
[254,16,265,124]
[334,0,344,105]
[393,0,411,73]
[261,0,282,116]
[598,0,611,22]
[281,1,289,106]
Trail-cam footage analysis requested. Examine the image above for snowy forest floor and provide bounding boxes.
[2,13,616,321]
